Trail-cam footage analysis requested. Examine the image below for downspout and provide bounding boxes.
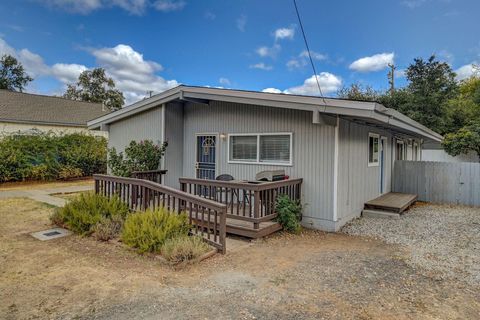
[333,115,340,223]
[160,103,166,170]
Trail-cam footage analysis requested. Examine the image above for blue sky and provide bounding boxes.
[1,0,479,104]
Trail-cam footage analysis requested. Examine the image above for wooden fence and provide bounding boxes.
[393,160,480,206]
[179,177,303,229]
[94,174,227,253]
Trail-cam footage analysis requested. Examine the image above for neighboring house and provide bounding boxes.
[88,85,442,231]
[422,141,478,163]
[0,89,109,137]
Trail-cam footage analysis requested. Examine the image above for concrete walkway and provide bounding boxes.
[0,185,93,207]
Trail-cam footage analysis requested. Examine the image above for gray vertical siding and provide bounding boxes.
[394,161,480,206]
[163,102,184,188]
[181,101,336,228]
[108,106,164,170]
[336,119,394,226]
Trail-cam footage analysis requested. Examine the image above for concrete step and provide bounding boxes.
[362,209,401,218]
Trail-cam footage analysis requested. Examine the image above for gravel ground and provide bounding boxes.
[342,203,480,285]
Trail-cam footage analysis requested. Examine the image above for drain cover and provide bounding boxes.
[31,228,71,241]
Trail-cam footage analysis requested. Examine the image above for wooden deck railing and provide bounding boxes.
[179,177,303,229]
[131,169,167,184]
[94,174,227,254]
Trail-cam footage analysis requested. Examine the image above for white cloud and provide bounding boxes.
[51,63,88,83]
[236,14,247,32]
[349,52,394,72]
[249,63,273,71]
[401,0,427,9]
[262,88,282,94]
[219,77,230,86]
[90,44,178,103]
[152,0,185,12]
[299,50,327,61]
[274,27,294,41]
[204,10,216,20]
[285,73,342,95]
[256,44,280,58]
[455,63,479,81]
[0,38,179,105]
[288,50,327,70]
[395,69,406,79]
[36,0,185,15]
[262,73,342,96]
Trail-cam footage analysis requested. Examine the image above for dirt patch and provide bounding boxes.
[1,198,479,319]
[53,191,89,200]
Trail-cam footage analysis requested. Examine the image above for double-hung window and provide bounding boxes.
[368,133,379,166]
[229,133,292,165]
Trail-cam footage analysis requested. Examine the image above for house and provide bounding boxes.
[88,85,442,231]
[422,141,478,163]
[0,90,109,137]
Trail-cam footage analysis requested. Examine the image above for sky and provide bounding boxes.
[0,0,479,105]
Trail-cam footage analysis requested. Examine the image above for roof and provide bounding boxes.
[0,89,110,127]
[88,85,443,142]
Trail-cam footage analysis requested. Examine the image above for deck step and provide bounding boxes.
[364,192,417,214]
[362,209,401,218]
[226,219,282,239]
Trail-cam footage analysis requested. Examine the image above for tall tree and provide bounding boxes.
[0,54,33,92]
[443,121,480,162]
[337,83,380,102]
[404,55,457,134]
[64,68,124,111]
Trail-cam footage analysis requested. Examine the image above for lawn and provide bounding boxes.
[1,197,479,319]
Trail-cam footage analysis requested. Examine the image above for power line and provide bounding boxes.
[292,0,327,106]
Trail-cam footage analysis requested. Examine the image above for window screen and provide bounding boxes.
[369,135,379,164]
[260,135,290,163]
[230,135,257,161]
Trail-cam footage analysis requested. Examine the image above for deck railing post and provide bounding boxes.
[253,190,260,229]
[219,207,227,254]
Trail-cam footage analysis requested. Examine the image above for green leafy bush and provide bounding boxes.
[161,236,210,264]
[108,140,167,177]
[121,207,190,253]
[275,195,302,234]
[0,132,107,183]
[51,192,129,235]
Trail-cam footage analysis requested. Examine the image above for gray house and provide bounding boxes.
[88,85,442,231]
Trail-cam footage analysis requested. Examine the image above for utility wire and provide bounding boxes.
[293,0,327,106]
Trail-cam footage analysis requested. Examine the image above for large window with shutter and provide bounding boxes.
[228,133,292,165]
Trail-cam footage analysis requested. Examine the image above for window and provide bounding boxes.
[413,142,419,161]
[396,140,405,160]
[229,133,292,165]
[368,133,379,166]
[230,135,257,161]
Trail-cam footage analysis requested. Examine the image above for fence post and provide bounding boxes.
[253,190,260,229]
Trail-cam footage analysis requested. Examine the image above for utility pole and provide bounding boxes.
[387,63,396,96]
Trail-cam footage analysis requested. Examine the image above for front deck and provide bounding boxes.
[364,192,418,214]
[180,177,302,239]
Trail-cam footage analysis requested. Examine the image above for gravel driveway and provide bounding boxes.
[342,203,480,285]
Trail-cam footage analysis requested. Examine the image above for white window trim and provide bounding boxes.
[227,132,293,166]
[368,132,380,167]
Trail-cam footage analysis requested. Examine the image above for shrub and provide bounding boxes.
[161,236,210,264]
[275,195,303,234]
[51,192,129,235]
[93,215,124,241]
[121,207,190,253]
[108,140,167,177]
[0,132,107,183]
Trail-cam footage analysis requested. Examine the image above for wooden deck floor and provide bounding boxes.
[364,192,418,213]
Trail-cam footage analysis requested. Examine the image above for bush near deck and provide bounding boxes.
[0,133,107,182]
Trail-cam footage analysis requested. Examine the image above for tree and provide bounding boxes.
[445,76,480,133]
[0,54,33,92]
[337,83,380,102]
[64,68,124,111]
[380,55,457,135]
[405,55,458,134]
[442,121,480,162]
